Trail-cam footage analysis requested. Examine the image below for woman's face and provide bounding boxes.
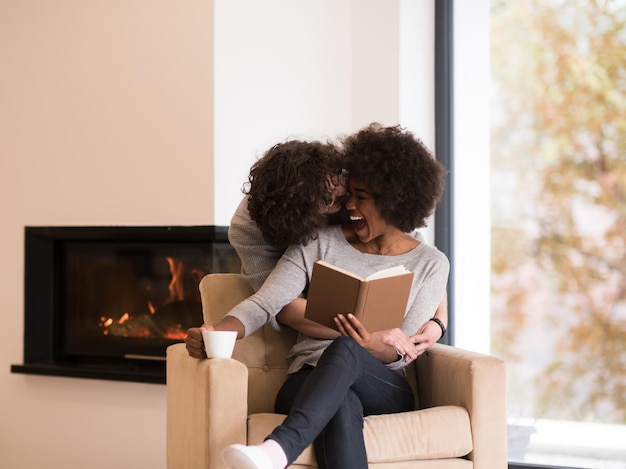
[345,178,388,241]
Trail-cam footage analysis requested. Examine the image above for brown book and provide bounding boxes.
[304,260,414,332]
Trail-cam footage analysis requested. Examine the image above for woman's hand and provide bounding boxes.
[335,313,445,364]
[184,316,251,359]
[409,320,444,356]
[184,324,213,359]
[378,328,421,363]
[334,313,405,364]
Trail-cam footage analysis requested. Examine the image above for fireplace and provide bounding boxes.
[11,226,241,384]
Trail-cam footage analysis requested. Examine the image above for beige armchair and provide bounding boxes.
[166,273,507,469]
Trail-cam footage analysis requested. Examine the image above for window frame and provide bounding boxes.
[434,0,455,347]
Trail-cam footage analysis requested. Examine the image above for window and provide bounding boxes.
[449,1,626,467]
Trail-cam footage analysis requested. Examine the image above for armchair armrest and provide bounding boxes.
[166,343,249,469]
[416,343,507,469]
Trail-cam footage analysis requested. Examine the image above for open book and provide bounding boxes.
[304,260,414,332]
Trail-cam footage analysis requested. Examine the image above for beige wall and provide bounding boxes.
[0,0,215,227]
[0,1,213,467]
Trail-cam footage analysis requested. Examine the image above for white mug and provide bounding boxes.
[201,330,237,359]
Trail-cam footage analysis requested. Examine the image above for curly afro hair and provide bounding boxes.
[245,139,342,246]
[340,123,447,232]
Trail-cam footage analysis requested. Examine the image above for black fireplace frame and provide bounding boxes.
[11,225,239,384]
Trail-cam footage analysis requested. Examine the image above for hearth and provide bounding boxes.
[11,226,241,384]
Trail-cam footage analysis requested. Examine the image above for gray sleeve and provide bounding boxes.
[226,250,309,337]
[228,198,285,292]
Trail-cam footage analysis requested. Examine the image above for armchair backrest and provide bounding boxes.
[199,274,298,414]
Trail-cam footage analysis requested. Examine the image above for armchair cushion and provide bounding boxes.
[247,405,472,465]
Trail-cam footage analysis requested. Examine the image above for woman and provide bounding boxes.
[189,124,449,469]
[228,139,349,292]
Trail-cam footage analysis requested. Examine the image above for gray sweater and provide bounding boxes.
[227,224,450,373]
[228,197,286,292]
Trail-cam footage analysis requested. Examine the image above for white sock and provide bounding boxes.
[222,442,286,469]
[260,439,288,469]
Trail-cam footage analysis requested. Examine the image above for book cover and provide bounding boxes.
[304,260,414,332]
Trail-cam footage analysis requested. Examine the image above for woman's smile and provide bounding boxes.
[350,215,368,237]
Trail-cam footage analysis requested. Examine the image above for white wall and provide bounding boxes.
[213,0,353,223]
[452,0,491,353]
[214,0,435,224]
[0,1,435,467]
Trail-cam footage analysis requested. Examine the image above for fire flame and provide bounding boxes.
[98,256,204,340]
[167,257,185,302]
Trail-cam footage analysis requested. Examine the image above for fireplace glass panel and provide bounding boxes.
[62,242,223,359]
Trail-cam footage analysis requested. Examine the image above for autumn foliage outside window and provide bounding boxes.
[490,0,626,428]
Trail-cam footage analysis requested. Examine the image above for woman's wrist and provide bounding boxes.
[428,317,446,340]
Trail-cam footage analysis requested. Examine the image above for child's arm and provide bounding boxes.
[277,298,340,339]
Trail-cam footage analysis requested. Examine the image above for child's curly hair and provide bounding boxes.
[341,123,447,232]
[245,140,342,246]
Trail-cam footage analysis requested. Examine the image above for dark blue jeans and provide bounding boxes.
[270,336,415,469]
